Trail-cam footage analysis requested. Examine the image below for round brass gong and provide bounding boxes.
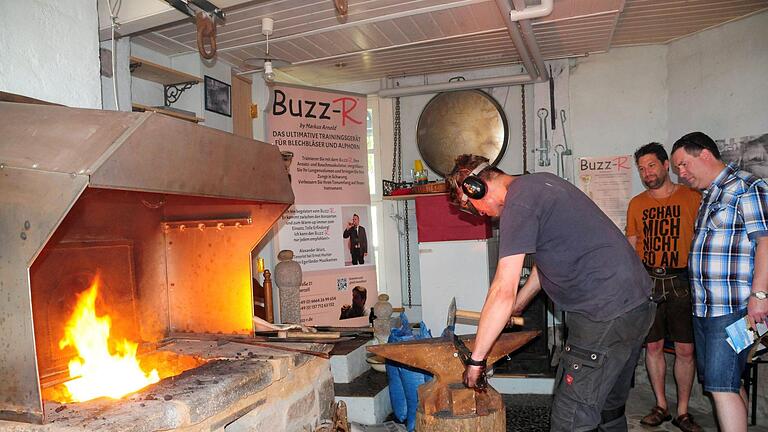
[417,90,509,177]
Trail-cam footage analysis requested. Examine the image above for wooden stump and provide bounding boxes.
[415,406,505,431]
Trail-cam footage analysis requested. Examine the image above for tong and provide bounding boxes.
[453,333,488,390]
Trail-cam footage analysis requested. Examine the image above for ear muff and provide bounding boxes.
[461,162,490,200]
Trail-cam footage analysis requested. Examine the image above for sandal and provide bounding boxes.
[672,414,703,432]
[640,406,671,426]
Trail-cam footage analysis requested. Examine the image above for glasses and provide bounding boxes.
[457,194,481,216]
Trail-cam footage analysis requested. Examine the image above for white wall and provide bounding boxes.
[129,45,236,133]
[0,0,101,108]
[196,57,234,133]
[569,45,669,195]
[130,43,169,109]
[667,11,768,142]
[101,38,132,111]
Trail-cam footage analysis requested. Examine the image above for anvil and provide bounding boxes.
[368,331,539,431]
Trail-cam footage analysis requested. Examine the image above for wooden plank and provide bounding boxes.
[0,91,61,106]
[130,56,201,85]
[132,103,203,123]
[383,192,448,200]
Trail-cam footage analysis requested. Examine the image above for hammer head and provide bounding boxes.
[446,297,456,329]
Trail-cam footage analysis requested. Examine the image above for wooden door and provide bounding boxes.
[231,73,253,138]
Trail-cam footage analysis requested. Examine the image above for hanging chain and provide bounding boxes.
[392,97,402,182]
[521,85,528,173]
[404,200,412,307]
[390,97,413,307]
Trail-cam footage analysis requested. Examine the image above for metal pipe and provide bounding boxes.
[513,0,549,81]
[378,73,536,98]
[494,0,538,81]
[377,0,552,98]
[508,0,553,21]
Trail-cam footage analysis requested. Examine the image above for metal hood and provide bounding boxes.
[0,101,293,424]
[0,102,293,202]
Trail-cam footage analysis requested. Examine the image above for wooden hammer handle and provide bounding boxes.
[455,310,524,326]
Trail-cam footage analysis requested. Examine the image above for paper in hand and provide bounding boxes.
[725,317,755,354]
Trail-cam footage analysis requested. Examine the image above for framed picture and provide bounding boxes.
[204,75,231,117]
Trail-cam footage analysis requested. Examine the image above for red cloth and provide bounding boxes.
[414,194,491,242]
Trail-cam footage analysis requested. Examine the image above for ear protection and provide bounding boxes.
[461,162,490,200]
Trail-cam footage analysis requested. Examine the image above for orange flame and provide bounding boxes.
[59,276,159,402]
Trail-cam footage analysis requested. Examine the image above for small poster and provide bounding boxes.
[716,133,768,179]
[577,155,633,229]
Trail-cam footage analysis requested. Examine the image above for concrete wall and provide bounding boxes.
[0,0,101,108]
[100,38,132,111]
[667,11,768,142]
[129,45,237,133]
[569,45,669,196]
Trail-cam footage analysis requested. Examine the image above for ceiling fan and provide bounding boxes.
[243,17,289,83]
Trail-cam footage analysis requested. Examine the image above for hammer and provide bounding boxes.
[447,297,524,328]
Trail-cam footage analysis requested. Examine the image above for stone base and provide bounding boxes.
[334,369,391,424]
[0,340,334,431]
[330,337,373,383]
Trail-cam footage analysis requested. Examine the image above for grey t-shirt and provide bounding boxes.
[499,173,651,321]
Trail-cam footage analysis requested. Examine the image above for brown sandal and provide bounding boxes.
[640,406,671,426]
[672,414,703,432]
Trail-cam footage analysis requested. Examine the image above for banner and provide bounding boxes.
[577,155,633,229]
[268,84,377,326]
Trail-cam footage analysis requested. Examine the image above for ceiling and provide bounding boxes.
[128,0,768,85]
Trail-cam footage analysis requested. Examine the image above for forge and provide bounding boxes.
[0,101,332,430]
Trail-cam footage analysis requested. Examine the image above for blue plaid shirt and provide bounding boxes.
[689,163,768,317]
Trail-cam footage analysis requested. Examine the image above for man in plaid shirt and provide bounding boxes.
[671,131,768,432]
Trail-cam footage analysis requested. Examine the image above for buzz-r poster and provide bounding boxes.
[267,84,377,326]
[577,155,633,229]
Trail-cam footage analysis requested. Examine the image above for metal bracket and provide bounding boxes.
[164,0,225,21]
[164,82,196,106]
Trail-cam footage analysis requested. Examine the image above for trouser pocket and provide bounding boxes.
[557,342,607,407]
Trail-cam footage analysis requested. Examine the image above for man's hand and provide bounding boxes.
[748,295,768,324]
[462,364,487,392]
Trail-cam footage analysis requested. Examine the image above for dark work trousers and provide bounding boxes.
[550,300,656,432]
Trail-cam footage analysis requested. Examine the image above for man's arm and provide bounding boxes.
[748,236,768,324]
[361,226,368,255]
[463,253,524,388]
[471,254,525,360]
[511,265,543,317]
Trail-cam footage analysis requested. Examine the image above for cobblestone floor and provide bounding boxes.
[503,378,768,432]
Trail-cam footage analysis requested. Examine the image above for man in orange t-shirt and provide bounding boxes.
[626,143,702,432]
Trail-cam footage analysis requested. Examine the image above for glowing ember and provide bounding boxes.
[59,276,159,402]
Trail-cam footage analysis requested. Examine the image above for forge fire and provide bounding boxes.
[45,275,203,404]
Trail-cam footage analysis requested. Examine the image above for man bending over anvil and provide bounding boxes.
[445,154,654,432]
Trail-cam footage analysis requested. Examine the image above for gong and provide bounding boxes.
[416,90,509,177]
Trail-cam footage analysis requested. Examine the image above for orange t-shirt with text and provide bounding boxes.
[625,185,701,269]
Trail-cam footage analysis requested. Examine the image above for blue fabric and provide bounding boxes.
[384,313,433,431]
[689,163,768,317]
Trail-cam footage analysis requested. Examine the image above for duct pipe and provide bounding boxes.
[513,0,549,81]
[508,0,553,21]
[378,73,535,98]
[494,0,538,81]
